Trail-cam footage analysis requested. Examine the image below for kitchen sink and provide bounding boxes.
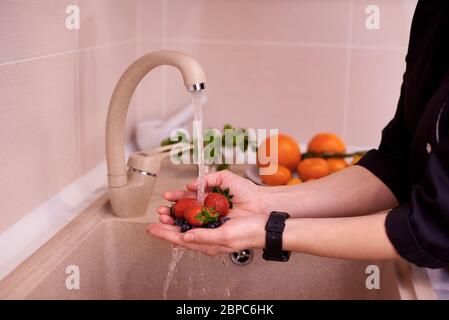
[29,220,402,299]
[0,164,436,300]
[0,204,431,299]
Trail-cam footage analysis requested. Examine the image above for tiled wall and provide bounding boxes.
[0,0,147,232]
[0,0,417,232]
[149,0,417,147]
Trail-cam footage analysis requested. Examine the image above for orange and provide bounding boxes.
[286,178,302,185]
[296,158,330,181]
[260,165,292,186]
[307,133,345,154]
[257,134,301,171]
[326,158,348,173]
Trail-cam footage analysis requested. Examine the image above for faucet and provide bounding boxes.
[105,51,206,218]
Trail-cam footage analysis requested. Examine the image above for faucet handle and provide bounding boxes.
[127,142,192,176]
[127,152,161,176]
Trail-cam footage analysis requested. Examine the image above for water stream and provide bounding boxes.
[162,246,185,300]
[162,92,207,299]
[192,91,206,204]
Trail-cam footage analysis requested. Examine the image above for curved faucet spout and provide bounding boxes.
[105,51,206,217]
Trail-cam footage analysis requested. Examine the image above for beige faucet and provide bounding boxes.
[106,51,206,217]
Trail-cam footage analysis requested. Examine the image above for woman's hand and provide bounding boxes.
[156,170,270,225]
[148,169,401,260]
[148,170,270,255]
[148,209,267,256]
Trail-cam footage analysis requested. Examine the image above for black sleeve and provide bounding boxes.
[357,83,449,268]
[357,80,412,204]
[355,0,439,203]
[385,128,449,268]
[357,102,449,268]
[355,1,449,268]
[354,0,431,203]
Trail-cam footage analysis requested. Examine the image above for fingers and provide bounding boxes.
[156,206,174,224]
[187,170,231,192]
[147,223,227,255]
[157,205,170,215]
[159,214,174,224]
[227,209,248,218]
[147,224,186,246]
[149,223,179,232]
[158,189,196,225]
[183,227,228,245]
[163,190,196,201]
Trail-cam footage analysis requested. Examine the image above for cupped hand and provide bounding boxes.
[156,170,269,225]
[147,209,267,256]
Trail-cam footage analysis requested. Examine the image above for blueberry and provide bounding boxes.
[181,223,192,233]
[220,217,230,223]
[174,217,184,226]
[203,220,223,229]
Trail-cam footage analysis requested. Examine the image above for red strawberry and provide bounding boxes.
[204,187,233,217]
[170,198,199,218]
[184,205,219,227]
[204,193,229,217]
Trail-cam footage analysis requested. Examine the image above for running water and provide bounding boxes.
[162,246,185,300]
[161,92,206,299]
[192,91,206,204]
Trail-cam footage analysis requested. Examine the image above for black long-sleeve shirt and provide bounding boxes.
[357,0,449,268]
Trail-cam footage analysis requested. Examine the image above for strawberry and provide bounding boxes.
[170,198,199,218]
[204,186,234,217]
[184,205,219,227]
[204,193,229,217]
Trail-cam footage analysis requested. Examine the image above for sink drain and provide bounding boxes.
[229,249,253,266]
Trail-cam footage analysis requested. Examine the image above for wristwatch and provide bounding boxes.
[262,211,291,262]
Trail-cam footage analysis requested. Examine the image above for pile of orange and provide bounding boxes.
[258,133,351,186]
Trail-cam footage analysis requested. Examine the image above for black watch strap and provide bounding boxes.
[262,211,291,262]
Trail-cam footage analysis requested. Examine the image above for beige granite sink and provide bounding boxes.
[0,163,436,300]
